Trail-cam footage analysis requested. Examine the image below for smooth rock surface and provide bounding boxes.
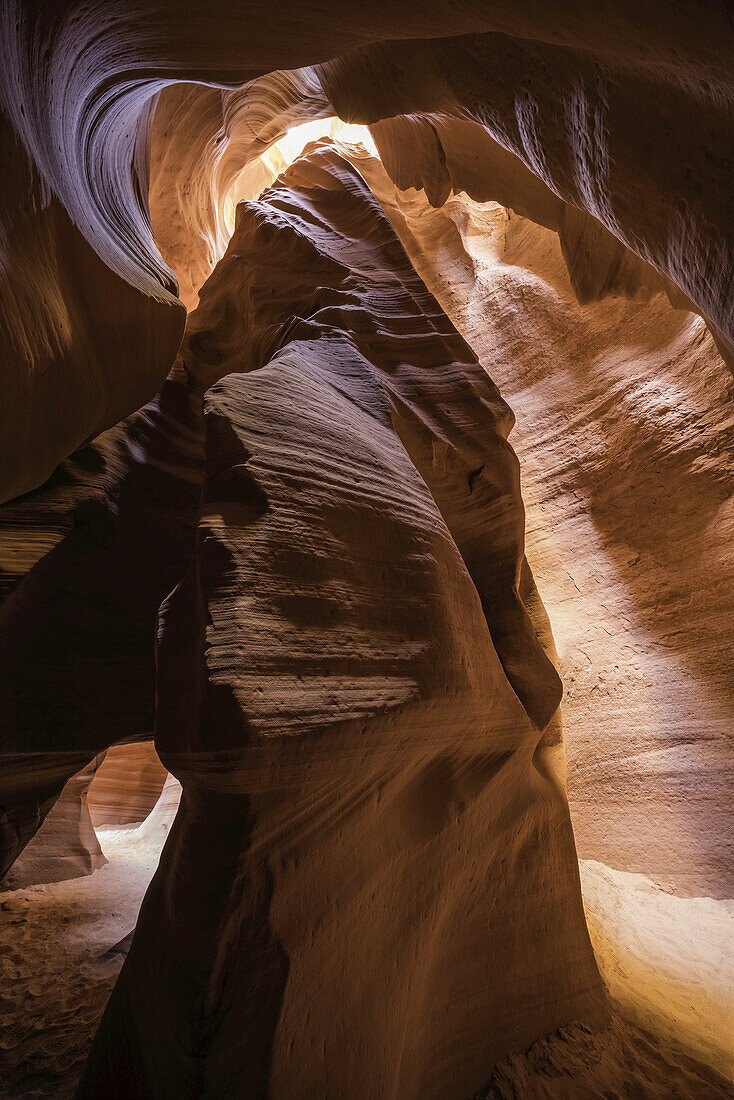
[2,757,107,890]
[87,745,168,830]
[341,150,734,901]
[79,145,605,1098]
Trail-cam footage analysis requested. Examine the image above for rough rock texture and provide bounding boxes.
[87,745,168,830]
[323,149,734,1079]
[347,165,734,901]
[479,1014,734,1099]
[0,0,441,500]
[146,75,693,331]
[150,111,734,903]
[2,4,733,1093]
[77,145,605,1098]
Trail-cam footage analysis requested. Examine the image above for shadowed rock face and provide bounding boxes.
[0,367,203,877]
[76,145,605,1097]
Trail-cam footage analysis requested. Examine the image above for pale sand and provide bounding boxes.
[1,810,732,1098]
[0,788,179,1100]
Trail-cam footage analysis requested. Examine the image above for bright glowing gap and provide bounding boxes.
[222,118,377,236]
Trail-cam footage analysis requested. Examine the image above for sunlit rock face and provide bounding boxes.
[2,756,107,890]
[336,153,734,1078]
[318,30,734,365]
[87,745,168,830]
[77,145,605,1098]
[1,2,733,1095]
[350,168,734,902]
[1,743,168,888]
[2,1,732,499]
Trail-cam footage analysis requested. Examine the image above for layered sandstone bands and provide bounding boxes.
[77,146,604,1097]
[2,2,732,499]
[88,745,169,831]
[0,4,731,1094]
[345,161,734,902]
[330,154,734,1075]
[1,744,169,889]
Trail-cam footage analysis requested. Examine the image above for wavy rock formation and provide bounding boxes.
[77,145,605,1097]
[318,28,734,365]
[332,153,734,1078]
[348,164,734,901]
[3,2,732,501]
[146,73,697,330]
[87,745,169,830]
[1,3,733,1095]
[149,72,333,311]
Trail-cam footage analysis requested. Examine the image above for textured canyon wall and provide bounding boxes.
[145,89,734,904]
[1,2,732,1092]
[77,146,605,1098]
[2,1,732,500]
[87,745,168,830]
[0,0,549,499]
[336,151,734,1077]
[350,167,734,900]
[318,28,734,368]
[2,756,107,890]
[1,742,170,887]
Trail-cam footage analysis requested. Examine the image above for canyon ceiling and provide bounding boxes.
[0,1,733,1097]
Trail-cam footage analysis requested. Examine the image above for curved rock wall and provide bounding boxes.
[2,755,107,890]
[87,745,168,830]
[339,142,734,1081]
[319,28,734,363]
[0,365,203,877]
[1,3,732,1092]
[78,145,605,1097]
[350,170,734,900]
[3,2,732,500]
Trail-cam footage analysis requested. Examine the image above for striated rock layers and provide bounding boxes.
[87,745,168,831]
[316,151,734,1076]
[2,2,732,1089]
[77,144,605,1098]
[341,157,734,903]
[2,2,733,501]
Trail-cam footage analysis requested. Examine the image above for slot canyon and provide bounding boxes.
[0,3,732,1097]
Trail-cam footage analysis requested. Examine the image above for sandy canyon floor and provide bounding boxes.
[1,805,731,1098]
